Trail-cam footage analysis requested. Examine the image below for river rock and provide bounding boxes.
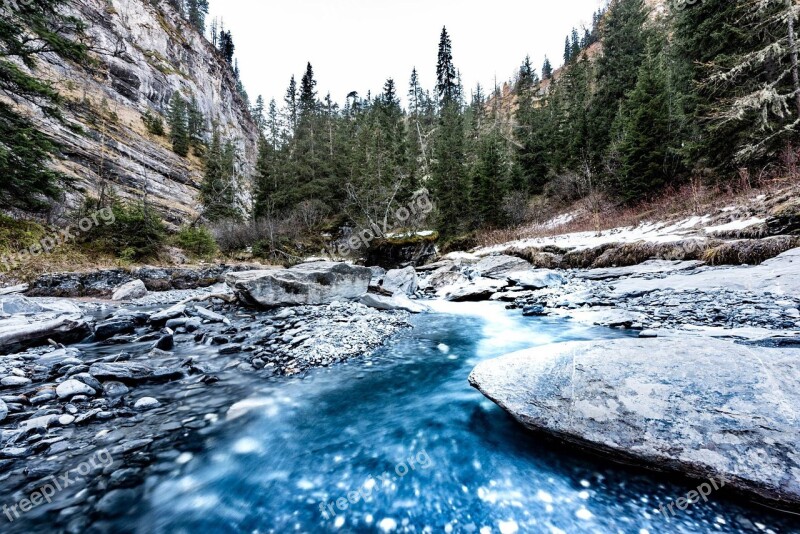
[440,279,507,302]
[149,304,186,324]
[469,338,800,506]
[226,262,371,307]
[134,397,160,410]
[506,270,566,289]
[56,379,97,399]
[359,294,430,314]
[476,255,531,279]
[0,315,89,353]
[382,267,419,296]
[194,306,229,324]
[111,280,147,301]
[94,318,136,341]
[1,376,31,387]
[0,400,6,422]
[89,362,181,384]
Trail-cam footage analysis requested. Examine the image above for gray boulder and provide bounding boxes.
[441,279,507,302]
[0,315,89,353]
[506,269,566,289]
[382,266,419,296]
[475,255,531,279]
[0,399,7,423]
[56,379,96,399]
[359,294,430,314]
[111,280,147,301]
[226,262,371,308]
[469,337,800,506]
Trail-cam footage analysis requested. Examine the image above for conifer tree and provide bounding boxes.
[471,128,509,228]
[201,129,241,221]
[219,30,235,64]
[168,91,190,157]
[284,75,298,134]
[186,0,208,32]
[542,57,553,80]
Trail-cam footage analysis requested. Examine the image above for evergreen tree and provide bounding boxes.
[432,27,468,237]
[299,62,318,119]
[168,91,190,157]
[564,35,572,64]
[219,30,235,64]
[186,96,205,151]
[201,129,241,221]
[542,56,553,80]
[617,46,674,202]
[186,0,209,32]
[284,75,298,134]
[252,95,267,134]
[471,128,510,227]
[0,0,87,212]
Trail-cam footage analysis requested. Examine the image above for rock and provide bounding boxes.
[639,329,659,338]
[506,270,566,289]
[475,255,532,279]
[94,319,136,341]
[1,376,31,387]
[368,266,387,286]
[423,270,469,291]
[149,304,186,324]
[194,306,229,324]
[382,267,419,296]
[0,284,29,296]
[56,379,97,399]
[0,399,6,422]
[786,308,800,318]
[59,414,76,426]
[0,315,90,353]
[111,280,147,301]
[0,295,44,315]
[154,334,174,351]
[440,279,508,302]
[359,294,430,314]
[89,362,182,384]
[522,305,548,317]
[134,397,160,410]
[103,381,130,398]
[469,338,800,506]
[227,262,371,307]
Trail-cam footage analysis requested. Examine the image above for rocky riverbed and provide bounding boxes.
[0,266,411,533]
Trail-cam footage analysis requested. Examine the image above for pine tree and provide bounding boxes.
[219,30,235,64]
[617,46,673,202]
[564,36,572,64]
[284,75,298,134]
[186,0,209,32]
[299,62,318,119]
[471,128,510,228]
[187,96,205,151]
[432,27,469,237]
[252,95,267,135]
[201,129,241,221]
[542,57,553,80]
[168,91,190,157]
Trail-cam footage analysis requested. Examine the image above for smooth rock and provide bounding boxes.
[382,267,419,296]
[506,270,566,289]
[56,379,97,399]
[1,376,31,387]
[94,319,136,341]
[149,304,186,324]
[475,255,531,279]
[0,399,6,422]
[469,338,800,506]
[194,306,229,324]
[134,397,160,410]
[359,294,430,314]
[440,279,507,302]
[103,381,130,398]
[226,262,371,307]
[111,280,147,301]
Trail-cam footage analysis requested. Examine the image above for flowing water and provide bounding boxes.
[116,302,796,533]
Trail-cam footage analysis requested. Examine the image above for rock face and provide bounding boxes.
[469,338,800,506]
[226,262,372,308]
[12,0,259,225]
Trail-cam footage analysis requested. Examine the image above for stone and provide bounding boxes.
[103,381,130,398]
[382,267,419,296]
[194,306,229,324]
[58,414,76,426]
[0,315,89,353]
[95,489,139,516]
[423,270,469,291]
[154,334,174,351]
[470,338,800,506]
[440,279,508,302]
[475,255,532,279]
[89,362,181,383]
[94,319,136,341]
[0,295,43,315]
[0,399,6,422]
[1,376,31,387]
[506,270,566,290]
[226,262,371,307]
[56,379,97,399]
[359,294,430,314]
[522,305,548,317]
[134,397,160,410]
[368,266,386,286]
[149,304,186,324]
[111,280,147,301]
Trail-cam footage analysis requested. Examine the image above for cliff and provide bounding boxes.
[4,0,259,227]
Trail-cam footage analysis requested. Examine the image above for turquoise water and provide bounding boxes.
[123,302,797,533]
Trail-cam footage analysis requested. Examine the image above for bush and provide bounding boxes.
[142,110,165,136]
[79,200,166,262]
[175,226,217,259]
[0,214,47,255]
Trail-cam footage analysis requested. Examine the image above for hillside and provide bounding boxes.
[3,0,259,227]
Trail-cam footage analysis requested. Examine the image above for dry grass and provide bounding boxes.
[476,176,800,249]
[702,236,800,266]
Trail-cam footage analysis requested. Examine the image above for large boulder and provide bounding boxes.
[506,269,566,289]
[469,338,800,506]
[111,280,147,301]
[0,314,89,354]
[226,262,371,308]
[382,267,419,296]
[359,294,430,314]
[475,255,532,279]
[439,278,507,302]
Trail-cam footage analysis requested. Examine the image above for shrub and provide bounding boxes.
[79,200,166,261]
[142,110,165,136]
[174,226,217,259]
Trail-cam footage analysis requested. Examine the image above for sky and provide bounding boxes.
[208,0,606,107]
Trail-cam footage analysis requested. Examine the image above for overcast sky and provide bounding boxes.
[208,0,606,107]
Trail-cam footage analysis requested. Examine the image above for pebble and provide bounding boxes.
[1,376,31,387]
[0,399,6,422]
[134,397,161,410]
[56,379,97,399]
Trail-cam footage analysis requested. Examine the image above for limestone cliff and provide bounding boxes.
[6,0,259,227]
